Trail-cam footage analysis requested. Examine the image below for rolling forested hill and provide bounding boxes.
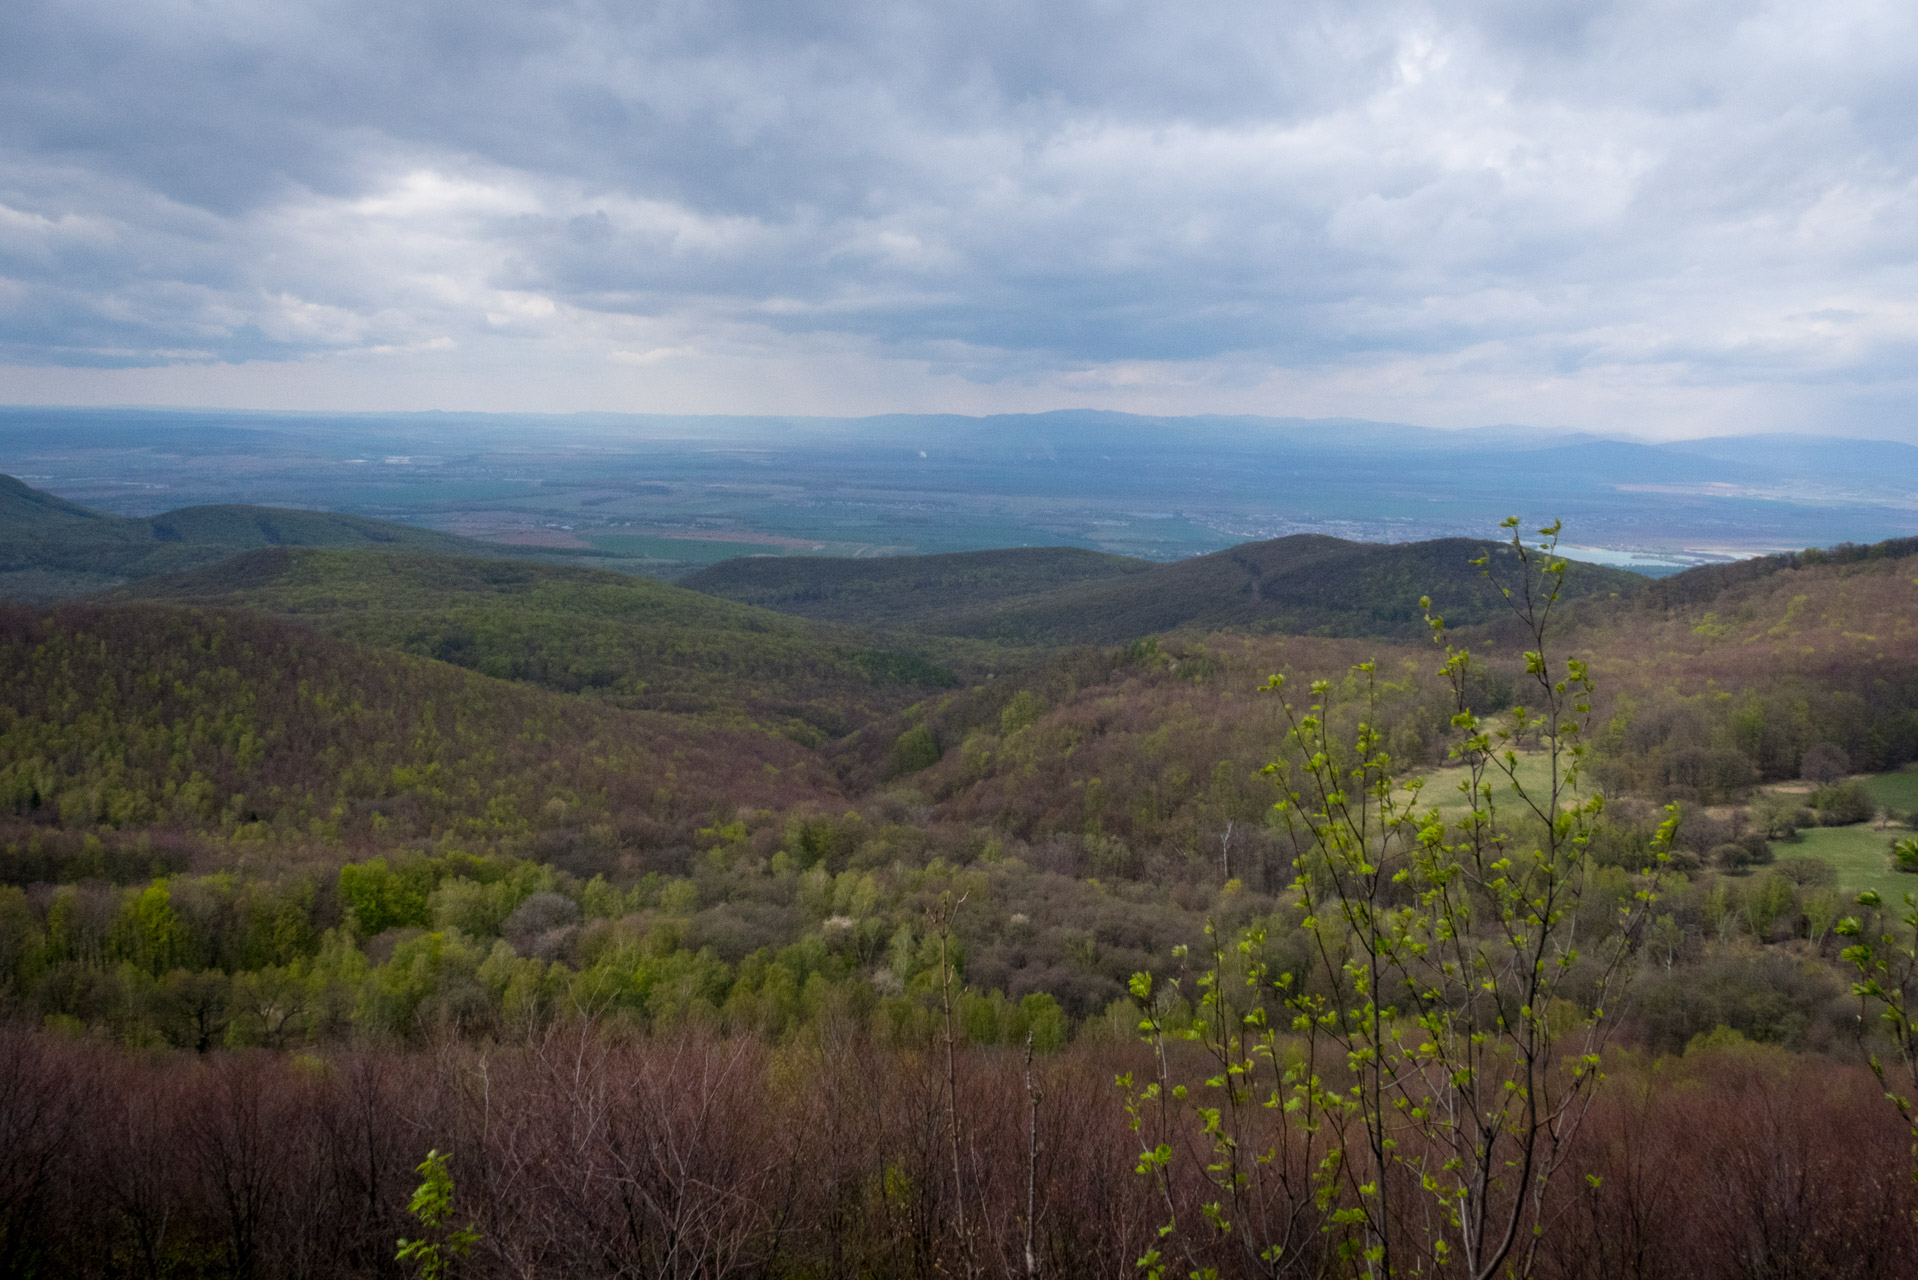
[679,546,1154,628]
[1634,534,1918,608]
[0,473,483,598]
[0,602,844,878]
[832,533,1918,861]
[1582,538,1918,796]
[687,533,1645,643]
[113,549,965,739]
[4,488,1918,1112]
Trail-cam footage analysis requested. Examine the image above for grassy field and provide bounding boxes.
[1413,757,1916,904]
[1864,765,1918,814]
[1775,823,1912,902]
[1419,747,1581,822]
[1743,768,1918,899]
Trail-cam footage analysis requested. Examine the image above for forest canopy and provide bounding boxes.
[5,502,1918,1277]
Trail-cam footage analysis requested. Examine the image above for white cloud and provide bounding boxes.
[0,0,1914,437]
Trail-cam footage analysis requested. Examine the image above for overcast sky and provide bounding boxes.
[2,0,1914,438]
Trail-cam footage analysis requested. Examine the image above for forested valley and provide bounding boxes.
[5,477,1918,1278]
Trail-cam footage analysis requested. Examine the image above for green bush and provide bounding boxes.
[339,857,432,936]
[1632,949,1843,1054]
[1811,780,1875,826]
[1774,855,1837,888]
[1750,792,1803,839]
[998,689,1041,735]
[888,725,941,776]
[1712,834,1774,872]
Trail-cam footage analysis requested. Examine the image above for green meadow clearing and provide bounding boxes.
[1420,748,1577,823]
[1761,765,1917,901]
[1777,822,1909,903]
[1864,764,1918,814]
[1410,756,1918,902]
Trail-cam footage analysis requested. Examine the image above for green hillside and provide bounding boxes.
[0,473,480,597]
[680,546,1152,626]
[0,475,103,530]
[0,602,843,872]
[1579,537,1918,798]
[1639,533,1918,608]
[690,534,1645,644]
[116,548,963,739]
[4,516,1917,1090]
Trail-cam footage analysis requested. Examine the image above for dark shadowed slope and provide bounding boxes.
[688,535,1646,644]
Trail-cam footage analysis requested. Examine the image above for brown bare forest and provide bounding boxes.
[2,1025,1913,1280]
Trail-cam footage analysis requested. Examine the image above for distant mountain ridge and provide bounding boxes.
[6,409,1914,566]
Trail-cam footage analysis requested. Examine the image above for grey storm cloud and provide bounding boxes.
[2,0,1916,430]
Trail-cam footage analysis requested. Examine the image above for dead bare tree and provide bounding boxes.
[1024,1031,1042,1279]
[934,889,978,1280]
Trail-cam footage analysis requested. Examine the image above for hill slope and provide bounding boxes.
[0,602,843,873]
[1634,533,1918,609]
[679,546,1151,628]
[115,549,964,739]
[688,535,1646,644]
[0,473,481,597]
[1577,538,1918,796]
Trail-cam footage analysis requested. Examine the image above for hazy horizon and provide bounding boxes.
[6,404,1913,571]
[0,402,1914,448]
